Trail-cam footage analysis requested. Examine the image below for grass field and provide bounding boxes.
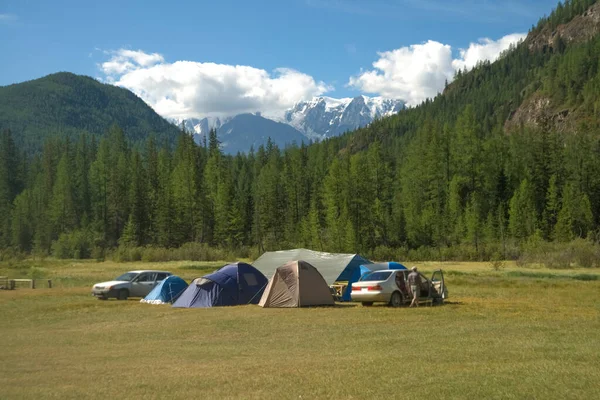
[1,259,599,399]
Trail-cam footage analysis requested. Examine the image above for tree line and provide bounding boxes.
[1,113,599,261]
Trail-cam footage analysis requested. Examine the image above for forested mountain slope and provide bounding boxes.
[0,72,181,152]
[2,0,600,262]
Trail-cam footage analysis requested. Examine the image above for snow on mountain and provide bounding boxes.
[282,95,404,140]
[169,95,404,153]
[171,116,228,138]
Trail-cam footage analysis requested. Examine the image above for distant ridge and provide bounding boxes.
[0,72,181,152]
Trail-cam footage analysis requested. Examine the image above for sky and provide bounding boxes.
[0,0,561,119]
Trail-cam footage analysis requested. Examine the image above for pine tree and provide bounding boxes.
[323,157,349,251]
[509,179,537,239]
[127,150,148,246]
[155,148,174,247]
[0,129,21,247]
[171,132,201,245]
[50,154,77,235]
[11,189,33,251]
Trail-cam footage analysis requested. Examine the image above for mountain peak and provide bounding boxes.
[172,95,404,153]
[284,95,404,139]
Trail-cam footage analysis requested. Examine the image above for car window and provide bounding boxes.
[137,273,155,282]
[359,271,392,281]
[155,273,168,281]
[115,272,137,281]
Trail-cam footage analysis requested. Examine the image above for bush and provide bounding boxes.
[28,265,46,279]
[109,243,250,263]
[0,247,26,262]
[141,247,172,262]
[518,238,600,269]
[51,230,94,259]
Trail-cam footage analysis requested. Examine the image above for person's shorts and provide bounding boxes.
[411,285,419,298]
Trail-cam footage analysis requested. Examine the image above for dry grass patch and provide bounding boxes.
[1,260,599,399]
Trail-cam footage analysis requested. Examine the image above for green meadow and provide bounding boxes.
[1,260,599,399]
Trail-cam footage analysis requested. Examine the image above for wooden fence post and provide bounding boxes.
[48,279,52,289]
[31,279,35,289]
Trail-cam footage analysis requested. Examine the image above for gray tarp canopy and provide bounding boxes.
[252,248,370,285]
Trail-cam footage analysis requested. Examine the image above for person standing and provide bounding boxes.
[407,266,422,307]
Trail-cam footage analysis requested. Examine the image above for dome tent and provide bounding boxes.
[172,262,268,308]
[259,260,335,308]
[140,275,188,305]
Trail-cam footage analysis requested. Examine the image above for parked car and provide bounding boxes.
[351,269,447,307]
[91,270,172,300]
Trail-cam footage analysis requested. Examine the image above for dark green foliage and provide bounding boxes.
[0,72,181,153]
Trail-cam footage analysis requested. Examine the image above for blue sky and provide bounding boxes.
[1,0,560,118]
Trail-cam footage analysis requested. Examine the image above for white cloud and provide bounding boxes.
[349,33,525,106]
[348,40,454,107]
[101,49,164,75]
[452,33,526,71]
[100,49,332,119]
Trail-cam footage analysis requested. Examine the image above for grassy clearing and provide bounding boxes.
[1,260,599,399]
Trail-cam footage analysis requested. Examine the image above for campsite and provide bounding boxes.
[4,1,600,398]
[1,257,599,399]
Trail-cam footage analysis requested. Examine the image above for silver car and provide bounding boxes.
[91,270,172,300]
[351,269,447,307]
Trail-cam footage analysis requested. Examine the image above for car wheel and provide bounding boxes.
[389,291,402,307]
[117,289,129,300]
[361,302,373,307]
[98,296,108,301]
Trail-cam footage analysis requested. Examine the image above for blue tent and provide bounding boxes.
[332,255,373,302]
[172,262,268,308]
[140,275,188,304]
[337,264,374,301]
[367,262,408,271]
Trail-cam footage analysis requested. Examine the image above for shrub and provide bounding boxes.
[0,247,26,262]
[518,238,600,269]
[28,266,45,279]
[51,230,94,259]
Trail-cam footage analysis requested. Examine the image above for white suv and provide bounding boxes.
[91,270,172,300]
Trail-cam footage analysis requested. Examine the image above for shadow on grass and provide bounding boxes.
[442,301,464,306]
[332,303,359,308]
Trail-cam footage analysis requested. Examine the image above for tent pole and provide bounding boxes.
[247,281,268,304]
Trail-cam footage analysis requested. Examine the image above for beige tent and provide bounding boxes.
[258,260,335,308]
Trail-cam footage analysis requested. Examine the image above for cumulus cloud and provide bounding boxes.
[349,33,525,106]
[348,40,454,107]
[101,49,164,75]
[452,33,526,71]
[100,49,332,119]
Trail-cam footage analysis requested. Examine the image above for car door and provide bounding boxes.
[131,272,157,297]
[418,272,431,298]
[394,271,409,300]
[430,269,446,302]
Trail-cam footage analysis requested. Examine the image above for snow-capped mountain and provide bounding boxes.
[171,113,306,154]
[170,95,404,153]
[283,96,405,140]
[171,116,228,138]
